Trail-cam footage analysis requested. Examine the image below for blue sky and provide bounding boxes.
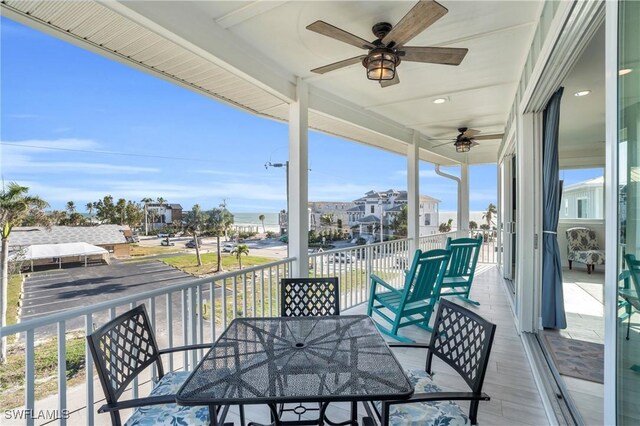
[1,16,504,213]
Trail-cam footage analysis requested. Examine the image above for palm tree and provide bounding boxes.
[186,204,207,267]
[258,214,266,233]
[208,206,234,272]
[141,197,153,235]
[231,244,249,269]
[66,201,76,214]
[482,203,497,228]
[156,197,166,227]
[86,202,94,223]
[0,183,49,363]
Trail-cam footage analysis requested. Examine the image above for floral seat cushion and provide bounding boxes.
[125,371,209,426]
[376,369,470,426]
[566,227,605,266]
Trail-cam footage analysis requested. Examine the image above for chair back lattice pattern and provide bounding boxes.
[404,249,450,304]
[566,227,600,251]
[281,277,340,317]
[87,305,163,403]
[427,299,496,393]
[445,235,483,277]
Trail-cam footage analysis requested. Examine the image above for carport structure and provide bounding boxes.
[13,242,108,271]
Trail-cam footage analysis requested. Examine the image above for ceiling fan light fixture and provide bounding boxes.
[364,48,399,81]
[454,139,471,153]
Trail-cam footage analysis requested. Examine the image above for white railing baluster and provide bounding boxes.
[197,285,204,359]
[25,329,35,426]
[188,287,197,369]
[166,292,173,372]
[149,297,157,382]
[58,321,67,426]
[222,276,228,329]
[84,314,94,426]
[181,289,188,370]
[209,282,215,343]
[260,269,265,316]
[242,273,247,318]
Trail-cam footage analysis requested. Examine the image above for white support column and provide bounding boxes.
[288,77,309,277]
[407,131,420,254]
[459,163,470,237]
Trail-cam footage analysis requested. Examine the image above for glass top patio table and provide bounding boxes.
[176,315,413,407]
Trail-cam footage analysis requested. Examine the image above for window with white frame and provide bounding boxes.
[577,198,589,218]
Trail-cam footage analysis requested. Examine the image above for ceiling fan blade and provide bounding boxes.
[401,46,468,66]
[306,21,376,50]
[431,140,454,148]
[310,55,367,74]
[382,0,448,48]
[380,74,400,88]
[473,133,504,141]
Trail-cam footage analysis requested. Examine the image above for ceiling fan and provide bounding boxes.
[306,0,468,88]
[431,127,504,153]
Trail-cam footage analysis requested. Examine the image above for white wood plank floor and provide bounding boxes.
[224,265,550,426]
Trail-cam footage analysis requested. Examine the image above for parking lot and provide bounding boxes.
[21,261,192,322]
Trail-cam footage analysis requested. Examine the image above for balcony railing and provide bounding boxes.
[0,232,496,425]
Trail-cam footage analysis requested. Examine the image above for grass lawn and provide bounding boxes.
[129,244,183,257]
[7,275,22,327]
[162,252,275,276]
[0,335,86,410]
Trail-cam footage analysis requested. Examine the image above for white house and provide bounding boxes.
[308,201,355,232]
[559,176,604,219]
[347,190,439,241]
[145,203,183,229]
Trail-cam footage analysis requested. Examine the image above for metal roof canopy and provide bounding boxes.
[1,1,543,165]
[12,242,108,261]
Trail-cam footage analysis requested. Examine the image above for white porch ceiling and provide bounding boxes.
[2,0,544,165]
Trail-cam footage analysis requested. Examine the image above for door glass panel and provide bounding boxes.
[617,1,640,423]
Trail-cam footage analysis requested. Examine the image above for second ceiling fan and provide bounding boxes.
[307,0,468,88]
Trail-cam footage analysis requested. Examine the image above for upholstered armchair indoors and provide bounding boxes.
[566,227,605,274]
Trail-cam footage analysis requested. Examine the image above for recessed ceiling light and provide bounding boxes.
[619,68,633,76]
[433,98,447,104]
[574,90,591,97]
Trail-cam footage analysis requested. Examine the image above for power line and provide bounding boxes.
[0,142,222,163]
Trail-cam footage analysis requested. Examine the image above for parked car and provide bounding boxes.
[185,240,201,249]
[222,243,236,253]
[328,252,355,263]
[161,238,175,246]
[157,233,169,238]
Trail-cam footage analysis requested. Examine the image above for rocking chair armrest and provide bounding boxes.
[370,274,401,294]
[383,391,490,407]
[98,395,178,413]
[158,343,212,355]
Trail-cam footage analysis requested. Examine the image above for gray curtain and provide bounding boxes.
[542,87,566,329]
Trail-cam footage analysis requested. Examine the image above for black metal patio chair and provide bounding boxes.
[87,305,240,426]
[377,298,497,426]
[274,277,341,425]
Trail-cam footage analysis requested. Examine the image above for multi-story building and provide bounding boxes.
[308,201,355,232]
[145,203,183,229]
[347,190,439,241]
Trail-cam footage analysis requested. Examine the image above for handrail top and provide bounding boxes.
[1,257,296,336]
[308,238,411,256]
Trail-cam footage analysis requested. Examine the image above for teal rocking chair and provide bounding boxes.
[440,235,483,305]
[367,249,450,343]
